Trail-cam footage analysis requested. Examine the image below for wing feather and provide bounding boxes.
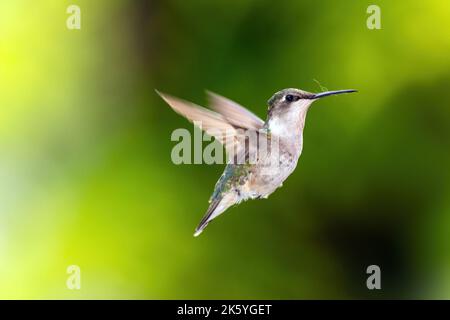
[156,90,267,162]
[206,90,264,130]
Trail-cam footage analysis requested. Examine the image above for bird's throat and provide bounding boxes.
[268,106,308,139]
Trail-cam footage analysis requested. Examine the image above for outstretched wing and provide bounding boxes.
[206,90,265,130]
[156,90,266,158]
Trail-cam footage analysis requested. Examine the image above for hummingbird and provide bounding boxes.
[157,88,357,236]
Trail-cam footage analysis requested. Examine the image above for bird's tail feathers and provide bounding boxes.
[193,197,223,237]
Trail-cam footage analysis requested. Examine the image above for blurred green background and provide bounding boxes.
[0,0,449,299]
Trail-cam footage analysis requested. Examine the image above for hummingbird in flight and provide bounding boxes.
[157,88,357,236]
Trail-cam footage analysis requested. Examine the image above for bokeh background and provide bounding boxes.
[1,0,449,299]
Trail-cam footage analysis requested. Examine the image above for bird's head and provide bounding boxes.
[266,87,357,135]
[267,87,357,119]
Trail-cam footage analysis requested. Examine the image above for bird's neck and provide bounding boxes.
[265,106,309,156]
[267,107,308,139]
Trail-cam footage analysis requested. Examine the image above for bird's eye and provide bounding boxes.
[285,94,299,102]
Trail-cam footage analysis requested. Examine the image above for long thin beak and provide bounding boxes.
[312,89,357,99]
